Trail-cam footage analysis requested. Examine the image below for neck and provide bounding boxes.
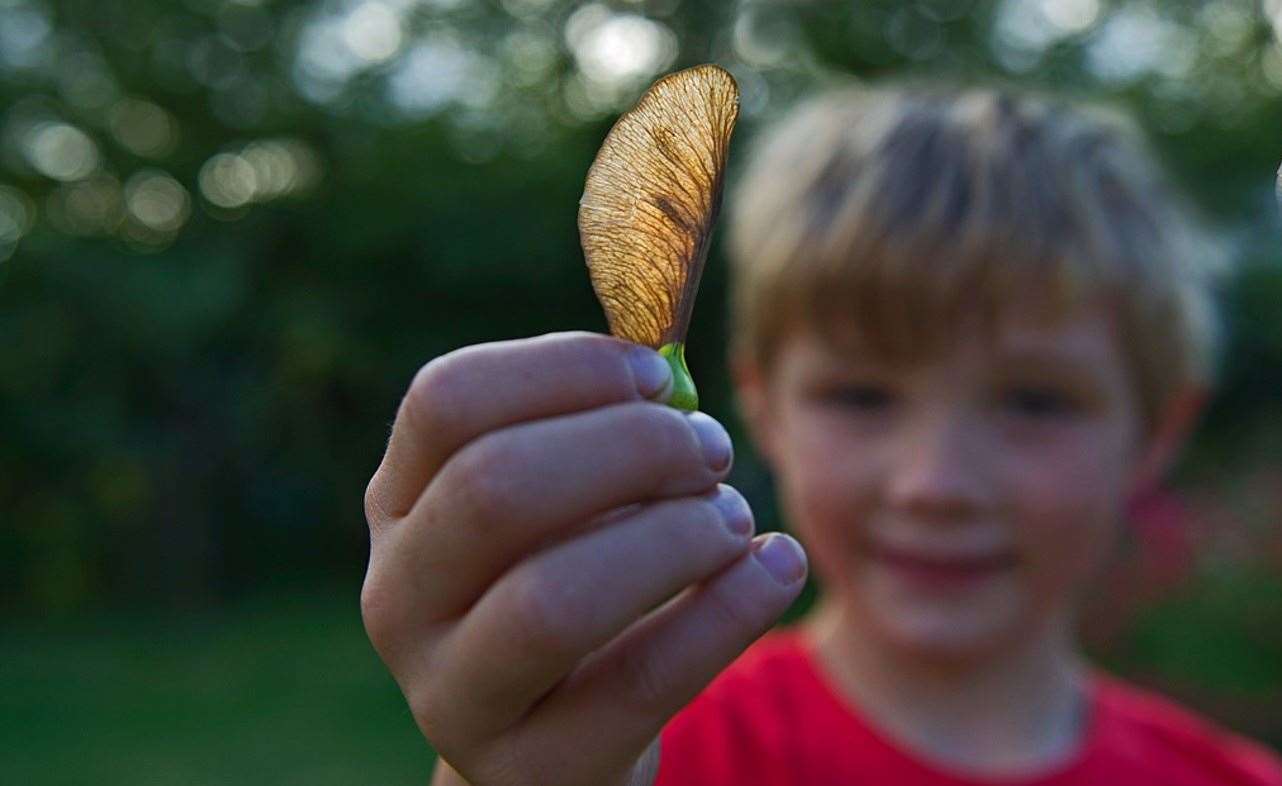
[803,599,1090,777]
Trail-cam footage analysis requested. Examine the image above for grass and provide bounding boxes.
[0,584,436,785]
[4,573,1278,783]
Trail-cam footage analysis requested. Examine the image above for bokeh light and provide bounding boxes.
[3,0,1281,249]
[122,169,190,247]
[0,185,33,242]
[47,174,125,237]
[1086,4,1191,84]
[25,122,100,182]
[733,7,803,70]
[108,98,180,159]
[293,0,416,105]
[200,152,258,210]
[198,138,323,212]
[1201,0,1252,58]
[1043,0,1101,35]
[501,28,558,88]
[0,1,52,71]
[992,0,1105,71]
[387,33,498,116]
[566,4,677,88]
[242,139,310,199]
[342,1,404,64]
[3,6,1282,777]
[0,184,35,261]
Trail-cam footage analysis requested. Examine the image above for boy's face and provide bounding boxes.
[736,300,1178,660]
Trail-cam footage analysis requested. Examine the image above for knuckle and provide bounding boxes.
[693,496,732,539]
[547,329,614,351]
[658,497,729,555]
[698,500,749,556]
[618,637,674,712]
[629,404,702,471]
[446,437,522,527]
[482,743,553,786]
[703,573,764,637]
[363,475,390,529]
[405,680,449,741]
[504,565,585,659]
[528,332,636,402]
[359,568,399,657]
[403,354,461,442]
[545,329,623,356]
[398,643,455,745]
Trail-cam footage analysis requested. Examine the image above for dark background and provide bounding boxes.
[1,0,1280,782]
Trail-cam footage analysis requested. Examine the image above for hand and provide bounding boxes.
[361,331,808,786]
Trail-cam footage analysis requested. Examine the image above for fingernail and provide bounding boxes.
[687,412,732,472]
[710,484,753,538]
[753,533,807,586]
[628,346,673,401]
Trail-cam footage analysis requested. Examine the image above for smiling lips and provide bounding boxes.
[865,541,1019,583]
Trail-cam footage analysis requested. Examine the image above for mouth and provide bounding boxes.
[864,541,1018,584]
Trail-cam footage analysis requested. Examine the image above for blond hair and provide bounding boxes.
[727,82,1226,433]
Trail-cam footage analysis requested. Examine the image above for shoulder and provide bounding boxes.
[1090,673,1282,786]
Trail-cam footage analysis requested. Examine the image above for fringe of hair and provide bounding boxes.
[727,82,1227,432]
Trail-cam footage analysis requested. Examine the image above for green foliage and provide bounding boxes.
[1119,568,1282,693]
[0,587,436,784]
[1,1,1280,737]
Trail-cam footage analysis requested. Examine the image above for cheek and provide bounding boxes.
[1011,438,1130,605]
[776,429,871,582]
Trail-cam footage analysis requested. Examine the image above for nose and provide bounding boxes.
[886,412,990,520]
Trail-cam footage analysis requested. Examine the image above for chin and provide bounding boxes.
[859,569,1029,663]
[871,607,1013,662]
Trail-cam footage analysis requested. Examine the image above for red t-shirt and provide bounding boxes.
[657,629,1282,786]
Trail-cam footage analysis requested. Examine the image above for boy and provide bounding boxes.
[360,83,1282,785]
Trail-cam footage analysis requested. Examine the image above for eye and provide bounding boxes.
[1002,386,1079,418]
[820,384,894,410]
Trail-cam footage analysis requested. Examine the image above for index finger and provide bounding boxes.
[364,331,675,528]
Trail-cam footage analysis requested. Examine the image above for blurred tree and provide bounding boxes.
[0,0,1279,622]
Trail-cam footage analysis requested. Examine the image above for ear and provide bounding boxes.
[730,349,781,471]
[1128,386,1209,498]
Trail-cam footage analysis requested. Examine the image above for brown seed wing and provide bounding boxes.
[579,64,740,348]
